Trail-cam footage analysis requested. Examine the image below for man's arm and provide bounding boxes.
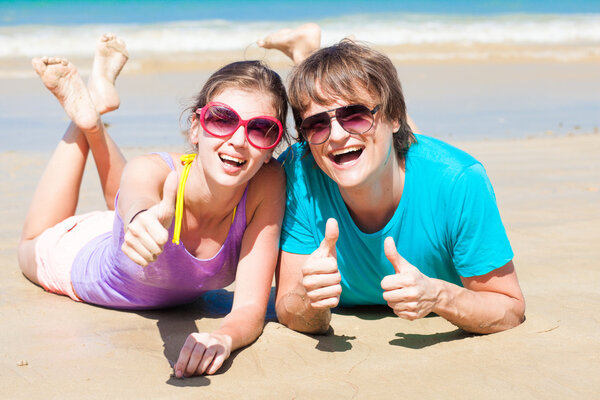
[382,237,525,334]
[275,219,342,334]
[275,251,332,334]
[440,261,525,333]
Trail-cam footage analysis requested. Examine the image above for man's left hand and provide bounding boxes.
[381,236,440,320]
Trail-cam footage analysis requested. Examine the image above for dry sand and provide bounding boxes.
[1,52,599,398]
[1,135,599,399]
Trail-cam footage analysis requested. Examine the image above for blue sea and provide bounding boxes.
[1,0,599,61]
[1,0,599,150]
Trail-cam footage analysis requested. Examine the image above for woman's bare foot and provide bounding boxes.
[257,23,321,65]
[32,57,100,132]
[87,33,129,114]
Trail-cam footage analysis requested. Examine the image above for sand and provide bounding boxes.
[1,51,599,398]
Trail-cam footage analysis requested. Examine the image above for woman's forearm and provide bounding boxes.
[214,305,269,351]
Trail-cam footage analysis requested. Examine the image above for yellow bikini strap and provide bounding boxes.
[172,153,196,245]
[171,153,238,245]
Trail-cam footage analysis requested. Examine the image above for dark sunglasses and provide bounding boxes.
[299,104,381,145]
[196,102,283,150]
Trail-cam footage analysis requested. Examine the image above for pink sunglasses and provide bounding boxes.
[196,102,283,149]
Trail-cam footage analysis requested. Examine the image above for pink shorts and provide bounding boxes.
[34,210,115,301]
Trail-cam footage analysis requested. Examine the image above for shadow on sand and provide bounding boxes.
[135,287,278,386]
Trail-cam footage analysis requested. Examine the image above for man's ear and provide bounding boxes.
[264,150,274,164]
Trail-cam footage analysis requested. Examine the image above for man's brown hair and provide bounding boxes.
[288,39,415,158]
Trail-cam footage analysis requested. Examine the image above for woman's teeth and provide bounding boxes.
[220,154,246,166]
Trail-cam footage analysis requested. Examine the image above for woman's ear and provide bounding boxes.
[189,117,200,145]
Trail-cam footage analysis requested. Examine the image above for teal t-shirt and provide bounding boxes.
[278,134,513,307]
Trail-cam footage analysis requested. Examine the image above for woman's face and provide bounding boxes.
[190,88,277,187]
[302,97,400,190]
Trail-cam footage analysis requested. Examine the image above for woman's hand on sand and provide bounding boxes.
[174,332,232,377]
[381,237,439,319]
[121,172,178,266]
[301,218,342,309]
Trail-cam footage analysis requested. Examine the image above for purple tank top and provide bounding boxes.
[71,152,248,310]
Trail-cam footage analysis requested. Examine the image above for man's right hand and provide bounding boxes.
[301,218,342,309]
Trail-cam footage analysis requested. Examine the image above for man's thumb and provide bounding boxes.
[384,236,403,274]
[319,218,339,255]
[157,171,178,227]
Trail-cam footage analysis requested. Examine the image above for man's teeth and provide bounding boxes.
[220,154,246,165]
[331,146,362,156]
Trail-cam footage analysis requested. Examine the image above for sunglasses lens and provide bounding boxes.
[300,112,331,144]
[247,118,281,148]
[336,105,374,134]
[203,106,239,136]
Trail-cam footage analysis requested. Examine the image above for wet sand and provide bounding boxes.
[1,48,599,398]
[2,53,598,151]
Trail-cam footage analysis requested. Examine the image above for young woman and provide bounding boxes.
[260,25,525,335]
[18,34,289,377]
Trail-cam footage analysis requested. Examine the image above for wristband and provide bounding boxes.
[129,209,148,224]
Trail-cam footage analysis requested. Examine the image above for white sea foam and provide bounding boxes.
[1,13,599,60]
[320,14,600,45]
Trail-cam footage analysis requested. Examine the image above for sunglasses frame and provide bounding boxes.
[196,101,283,150]
[299,104,381,145]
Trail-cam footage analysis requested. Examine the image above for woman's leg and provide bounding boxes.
[19,35,129,285]
[88,33,129,115]
[19,57,103,283]
[20,47,130,273]
[85,33,129,208]
[25,57,105,237]
[257,23,321,65]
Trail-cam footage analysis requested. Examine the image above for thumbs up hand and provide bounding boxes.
[121,171,178,266]
[301,218,342,309]
[381,237,439,320]
[150,170,179,230]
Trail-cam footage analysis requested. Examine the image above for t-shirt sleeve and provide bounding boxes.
[448,163,513,277]
[278,148,319,255]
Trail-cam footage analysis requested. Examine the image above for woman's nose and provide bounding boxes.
[227,125,248,147]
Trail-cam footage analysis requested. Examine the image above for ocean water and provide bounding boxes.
[3,0,600,25]
[1,0,600,62]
